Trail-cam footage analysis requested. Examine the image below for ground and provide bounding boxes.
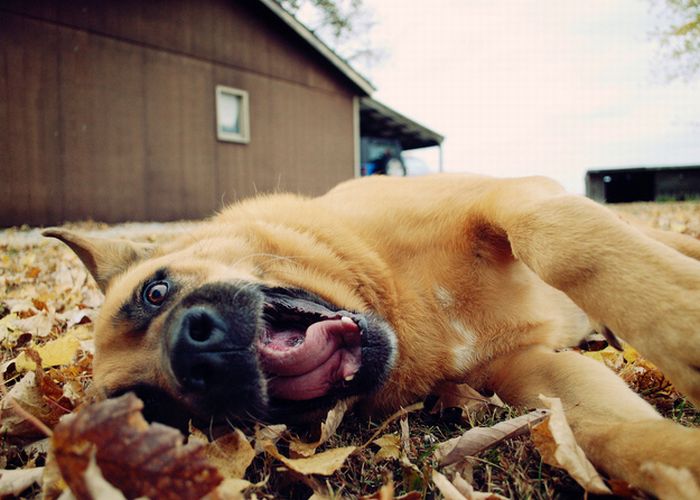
[1,201,699,499]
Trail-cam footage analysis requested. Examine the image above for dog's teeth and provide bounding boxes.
[344,374,355,381]
[341,316,355,326]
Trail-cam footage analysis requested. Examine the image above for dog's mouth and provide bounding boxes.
[103,283,396,427]
[258,291,365,401]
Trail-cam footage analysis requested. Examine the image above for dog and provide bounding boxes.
[45,174,700,494]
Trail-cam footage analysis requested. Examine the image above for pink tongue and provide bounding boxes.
[259,318,362,400]
[259,319,359,376]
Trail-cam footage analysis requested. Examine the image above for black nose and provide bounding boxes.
[169,307,249,392]
[163,282,265,418]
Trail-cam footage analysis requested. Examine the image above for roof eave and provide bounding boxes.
[256,0,376,96]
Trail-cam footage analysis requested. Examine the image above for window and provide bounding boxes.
[215,85,250,143]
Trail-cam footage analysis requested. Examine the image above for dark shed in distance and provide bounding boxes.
[0,0,442,226]
[586,166,700,203]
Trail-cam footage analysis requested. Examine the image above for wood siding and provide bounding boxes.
[0,0,357,226]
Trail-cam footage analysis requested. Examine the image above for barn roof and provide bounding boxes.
[257,1,444,150]
[257,0,375,95]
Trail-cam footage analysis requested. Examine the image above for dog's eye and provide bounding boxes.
[143,281,169,306]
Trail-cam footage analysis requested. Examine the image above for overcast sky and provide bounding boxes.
[357,0,700,193]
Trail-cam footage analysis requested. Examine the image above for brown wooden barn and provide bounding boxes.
[0,0,442,227]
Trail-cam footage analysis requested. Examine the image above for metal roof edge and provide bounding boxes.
[361,97,444,144]
[256,0,376,95]
[587,164,700,174]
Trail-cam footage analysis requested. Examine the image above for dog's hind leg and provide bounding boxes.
[485,346,700,494]
[477,177,700,406]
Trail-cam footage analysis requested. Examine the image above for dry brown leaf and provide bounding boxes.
[531,395,611,494]
[373,434,401,461]
[191,427,255,480]
[0,372,63,440]
[432,470,506,500]
[0,467,44,496]
[452,472,508,500]
[430,383,503,414]
[264,441,356,476]
[253,423,287,454]
[639,461,700,500]
[435,409,549,466]
[205,478,253,500]
[52,392,222,500]
[432,470,468,500]
[289,399,349,457]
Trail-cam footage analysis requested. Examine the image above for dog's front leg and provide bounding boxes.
[485,346,700,495]
[479,177,700,405]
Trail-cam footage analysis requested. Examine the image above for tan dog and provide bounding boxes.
[46,174,700,494]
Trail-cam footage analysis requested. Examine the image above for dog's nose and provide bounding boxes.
[169,306,245,392]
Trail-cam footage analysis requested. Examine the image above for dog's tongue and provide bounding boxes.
[259,318,361,400]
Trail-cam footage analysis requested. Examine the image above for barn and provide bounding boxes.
[0,0,442,227]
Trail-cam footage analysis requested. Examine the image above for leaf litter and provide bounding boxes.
[1,205,699,498]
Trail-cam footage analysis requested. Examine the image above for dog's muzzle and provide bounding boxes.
[162,282,267,419]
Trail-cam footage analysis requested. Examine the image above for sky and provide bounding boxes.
[352,0,700,193]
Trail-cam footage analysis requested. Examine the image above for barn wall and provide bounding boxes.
[0,0,356,226]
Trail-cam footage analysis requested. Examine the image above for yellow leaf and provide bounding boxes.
[264,441,355,476]
[622,344,640,364]
[202,429,255,480]
[373,434,401,461]
[289,399,349,457]
[583,347,623,371]
[15,334,80,371]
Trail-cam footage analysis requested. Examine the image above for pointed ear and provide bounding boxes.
[42,228,155,292]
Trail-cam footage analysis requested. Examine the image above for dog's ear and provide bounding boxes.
[43,228,155,292]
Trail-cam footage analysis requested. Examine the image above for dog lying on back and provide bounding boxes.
[46,174,700,495]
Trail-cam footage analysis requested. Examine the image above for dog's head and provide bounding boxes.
[44,224,398,428]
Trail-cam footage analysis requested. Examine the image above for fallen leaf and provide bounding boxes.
[361,477,395,500]
[639,461,700,500]
[430,383,504,414]
[372,434,401,461]
[0,372,63,440]
[206,478,252,500]
[52,392,222,500]
[450,472,508,500]
[432,470,468,500]
[253,424,287,454]
[80,452,126,500]
[264,441,356,476]
[435,409,549,466]
[191,428,255,480]
[531,395,611,494]
[289,399,349,457]
[0,467,44,496]
[583,346,624,371]
[25,267,41,279]
[15,333,81,371]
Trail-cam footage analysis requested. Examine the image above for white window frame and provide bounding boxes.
[215,85,250,144]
